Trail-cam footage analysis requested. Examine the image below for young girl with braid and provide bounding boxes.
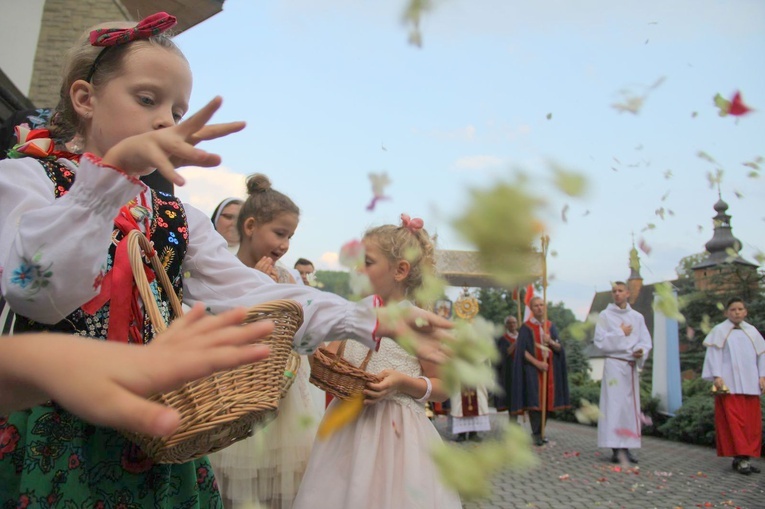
[294,214,462,509]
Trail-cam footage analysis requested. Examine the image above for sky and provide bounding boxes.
[172,0,765,320]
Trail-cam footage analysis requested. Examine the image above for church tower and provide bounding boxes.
[627,243,643,304]
[692,197,759,297]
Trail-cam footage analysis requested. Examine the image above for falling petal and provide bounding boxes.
[691,111,698,118]
[655,208,665,220]
[653,282,685,323]
[615,428,640,439]
[742,160,760,171]
[661,191,670,201]
[713,93,731,117]
[453,174,546,287]
[339,239,365,269]
[728,90,753,116]
[561,204,570,223]
[641,223,655,232]
[663,169,673,179]
[697,225,703,233]
[430,423,537,500]
[574,399,601,424]
[317,393,365,440]
[697,151,717,164]
[551,163,589,197]
[546,112,553,120]
[638,237,652,255]
[367,172,392,211]
[734,190,743,199]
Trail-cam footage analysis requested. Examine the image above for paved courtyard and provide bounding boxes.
[434,413,764,509]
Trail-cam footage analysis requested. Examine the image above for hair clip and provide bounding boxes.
[400,213,424,233]
[86,12,177,82]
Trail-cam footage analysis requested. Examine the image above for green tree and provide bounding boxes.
[675,252,707,279]
[476,287,518,326]
[546,301,577,332]
[314,270,351,299]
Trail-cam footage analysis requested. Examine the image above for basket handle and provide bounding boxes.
[127,230,184,333]
[335,340,374,371]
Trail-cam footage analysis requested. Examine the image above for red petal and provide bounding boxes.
[728,91,753,116]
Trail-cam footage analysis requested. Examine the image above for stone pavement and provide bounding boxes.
[434,413,764,509]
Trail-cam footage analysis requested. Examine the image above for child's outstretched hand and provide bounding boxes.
[102,96,245,186]
[376,306,453,364]
[0,304,272,437]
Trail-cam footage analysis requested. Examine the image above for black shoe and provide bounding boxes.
[468,432,483,442]
[624,450,638,464]
[455,433,466,442]
[749,464,761,474]
[736,459,753,475]
[732,457,742,470]
[533,435,544,447]
[542,437,549,444]
[610,453,620,464]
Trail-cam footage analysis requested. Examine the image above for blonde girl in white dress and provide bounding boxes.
[293,214,462,509]
[209,174,321,509]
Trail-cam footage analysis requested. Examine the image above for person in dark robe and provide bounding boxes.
[494,315,519,412]
[510,297,570,446]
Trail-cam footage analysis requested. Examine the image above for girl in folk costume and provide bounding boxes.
[210,174,321,508]
[594,282,652,464]
[294,215,462,509]
[510,296,571,446]
[0,14,449,506]
[702,297,765,475]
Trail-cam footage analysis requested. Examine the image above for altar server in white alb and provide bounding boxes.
[594,282,652,464]
[702,297,765,475]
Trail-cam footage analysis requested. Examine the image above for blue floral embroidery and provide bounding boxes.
[168,232,179,245]
[11,264,34,288]
[10,254,53,298]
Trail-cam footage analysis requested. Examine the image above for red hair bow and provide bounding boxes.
[89,12,177,47]
[400,213,424,232]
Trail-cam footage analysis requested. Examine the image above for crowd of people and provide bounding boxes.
[0,10,762,509]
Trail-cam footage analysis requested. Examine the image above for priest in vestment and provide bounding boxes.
[702,297,765,475]
[594,282,652,464]
[510,297,570,446]
[450,384,490,442]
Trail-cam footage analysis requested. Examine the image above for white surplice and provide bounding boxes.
[0,155,377,352]
[450,384,491,433]
[594,303,652,449]
[702,320,765,395]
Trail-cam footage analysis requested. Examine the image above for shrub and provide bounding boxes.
[658,393,716,446]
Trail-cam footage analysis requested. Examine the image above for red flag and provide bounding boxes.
[512,287,519,301]
[523,284,535,323]
[523,284,535,306]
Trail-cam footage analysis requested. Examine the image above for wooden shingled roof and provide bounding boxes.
[435,249,543,288]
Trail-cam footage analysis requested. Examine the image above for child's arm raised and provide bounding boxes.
[181,206,451,363]
[0,304,271,436]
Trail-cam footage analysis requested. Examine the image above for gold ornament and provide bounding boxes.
[454,289,479,321]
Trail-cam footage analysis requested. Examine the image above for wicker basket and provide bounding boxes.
[120,230,303,464]
[309,340,381,400]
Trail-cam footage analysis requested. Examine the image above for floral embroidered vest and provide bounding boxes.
[14,159,188,343]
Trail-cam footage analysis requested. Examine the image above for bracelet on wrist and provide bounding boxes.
[414,375,432,403]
